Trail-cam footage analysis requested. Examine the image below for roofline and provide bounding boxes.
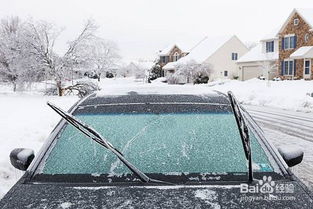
[277,8,313,35]
[236,58,278,64]
[205,35,248,62]
[260,37,279,42]
[159,44,180,56]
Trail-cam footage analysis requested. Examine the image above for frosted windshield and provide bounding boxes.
[42,113,273,175]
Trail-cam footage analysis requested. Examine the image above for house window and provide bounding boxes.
[305,60,311,75]
[266,41,274,52]
[224,71,228,77]
[282,35,296,49]
[305,34,309,43]
[161,56,169,64]
[294,18,299,25]
[231,53,238,60]
[173,52,179,62]
[282,60,294,75]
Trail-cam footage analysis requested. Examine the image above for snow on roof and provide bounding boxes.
[236,43,278,63]
[260,28,279,41]
[163,36,233,69]
[158,44,178,56]
[290,46,313,59]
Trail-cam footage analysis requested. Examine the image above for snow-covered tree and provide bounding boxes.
[23,19,101,95]
[0,17,40,91]
[85,37,120,79]
[168,60,212,84]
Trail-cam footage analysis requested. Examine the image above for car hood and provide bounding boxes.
[1,181,312,208]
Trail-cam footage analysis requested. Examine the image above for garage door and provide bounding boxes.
[241,66,262,81]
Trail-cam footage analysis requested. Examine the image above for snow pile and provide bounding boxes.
[210,79,313,112]
[194,189,220,208]
[0,94,78,199]
[60,202,73,209]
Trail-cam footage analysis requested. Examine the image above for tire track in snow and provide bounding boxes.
[245,105,313,190]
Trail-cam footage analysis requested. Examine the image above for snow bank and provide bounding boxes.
[210,79,313,112]
[0,93,78,199]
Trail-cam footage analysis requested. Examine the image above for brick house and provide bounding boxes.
[278,8,313,80]
[158,45,188,76]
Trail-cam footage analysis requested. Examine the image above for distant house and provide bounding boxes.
[277,8,313,80]
[157,44,188,76]
[163,35,248,81]
[127,60,155,79]
[236,30,279,81]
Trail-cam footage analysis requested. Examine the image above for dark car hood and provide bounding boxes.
[1,181,312,209]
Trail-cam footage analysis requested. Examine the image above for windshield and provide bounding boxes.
[40,111,274,177]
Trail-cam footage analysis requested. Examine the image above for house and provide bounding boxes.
[237,29,279,81]
[157,44,188,76]
[126,60,155,79]
[163,35,249,82]
[236,30,279,81]
[277,8,313,80]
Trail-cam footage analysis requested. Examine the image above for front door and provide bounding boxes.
[304,59,311,79]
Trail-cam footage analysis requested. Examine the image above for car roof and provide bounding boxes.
[80,92,229,105]
[74,92,232,114]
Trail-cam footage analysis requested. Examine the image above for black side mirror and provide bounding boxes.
[278,146,303,167]
[10,148,35,171]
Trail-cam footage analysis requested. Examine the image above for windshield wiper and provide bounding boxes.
[227,91,253,182]
[47,102,173,185]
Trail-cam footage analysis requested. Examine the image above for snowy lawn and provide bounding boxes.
[210,78,313,112]
[1,77,313,198]
[0,93,78,198]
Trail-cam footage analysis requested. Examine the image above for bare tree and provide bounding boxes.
[258,60,277,84]
[23,19,99,95]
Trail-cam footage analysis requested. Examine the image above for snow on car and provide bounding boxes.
[0,90,312,208]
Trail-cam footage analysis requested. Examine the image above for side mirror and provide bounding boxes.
[277,146,303,167]
[10,148,35,171]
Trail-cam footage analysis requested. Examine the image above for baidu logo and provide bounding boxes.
[240,175,276,194]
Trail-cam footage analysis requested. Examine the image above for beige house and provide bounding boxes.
[163,35,248,81]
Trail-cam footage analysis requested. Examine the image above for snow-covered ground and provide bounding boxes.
[209,78,313,112]
[1,77,313,199]
[0,93,78,198]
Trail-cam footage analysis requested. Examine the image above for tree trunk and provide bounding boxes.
[56,81,63,96]
[13,82,17,92]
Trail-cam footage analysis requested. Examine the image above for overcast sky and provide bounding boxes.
[1,0,312,62]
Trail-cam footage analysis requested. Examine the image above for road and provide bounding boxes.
[245,105,313,190]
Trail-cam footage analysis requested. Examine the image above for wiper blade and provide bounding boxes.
[227,91,253,182]
[47,102,173,185]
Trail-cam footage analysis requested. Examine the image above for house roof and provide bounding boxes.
[290,46,313,59]
[236,43,278,63]
[260,28,279,41]
[158,44,180,56]
[163,35,235,70]
[277,8,313,34]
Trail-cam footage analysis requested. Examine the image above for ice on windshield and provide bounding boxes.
[42,113,273,175]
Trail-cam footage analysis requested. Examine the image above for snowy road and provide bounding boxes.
[245,105,313,190]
